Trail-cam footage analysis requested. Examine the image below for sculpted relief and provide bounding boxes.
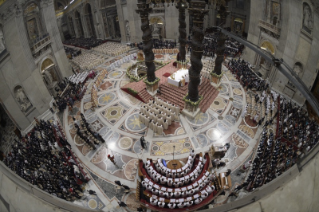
[14,86,33,113]
[303,3,313,34]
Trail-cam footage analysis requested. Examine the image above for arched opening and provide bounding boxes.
[84,3,96,37]
[41,58,61,96]
[23,3,45,43]
[75,11,84,37]
[233,18,244,35]
[293,62,303,76]
[257,41,276,78]
[150,17,165,40]
[68,16,76,37]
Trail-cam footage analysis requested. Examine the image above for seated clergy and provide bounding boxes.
[177,202,184,208]
[201,190,209,199]
[186,201,193,207]
[150,197,158,206]
[168,203,176,209]
[152,188,159,195]
[195,197,203,204]
[158,201,165,208]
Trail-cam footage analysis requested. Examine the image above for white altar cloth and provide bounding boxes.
[167,68,189,87]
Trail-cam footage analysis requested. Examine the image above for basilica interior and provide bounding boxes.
[0,0,319,212]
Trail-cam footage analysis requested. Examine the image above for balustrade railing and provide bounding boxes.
[258,20,281,38]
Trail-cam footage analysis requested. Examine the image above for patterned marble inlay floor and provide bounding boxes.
[62,56,265,210]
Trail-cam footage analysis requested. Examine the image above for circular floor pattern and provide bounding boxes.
[88,199,97,209]
[124,159,138,180]
[98,92,116,105]
[125,113,146,132]
[186,112,209,126]
[108,70,123,79]
[63,58,264,209]
[119,137,133,150]
[219,83,228,94]
[84,102,93,110]
[103,106,124,121]
[210,96,227,111]
[91,147,107,164]
[233,88,243,96]
[74,134,85,146]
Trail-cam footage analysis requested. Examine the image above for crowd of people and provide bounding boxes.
[74,113,105,151]
[227,59,319,195]
[93,42,131,56]
[228,58,269,91]
[140,152,221,209]
[64,46,82,59]
[186,33,244,58]
[71,52,105,70]
[3,119,88,201]
[153,39,177,49]
[53,78,88,112]
[64,37,105,49]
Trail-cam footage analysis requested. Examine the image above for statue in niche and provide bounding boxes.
[0,28,6,53]
[15,87,32,113]
[293,63,303,76]
[303,4,313,32]
[152,23,162,36]
[126,21,130,36]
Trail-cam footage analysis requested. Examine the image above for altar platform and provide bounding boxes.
[167,68,189,87]
[121,61,219,113]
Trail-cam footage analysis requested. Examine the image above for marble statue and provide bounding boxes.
[0,29,6,53]
[15,88,32,113]
[293,63,303,76]
[126,21,130,36]
[152,23,161,36]
[303,4,313,31]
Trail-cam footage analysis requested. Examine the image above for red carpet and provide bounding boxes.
[163,72,171,77]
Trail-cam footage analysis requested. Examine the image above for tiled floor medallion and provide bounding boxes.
[151,138,193,156]
[119,137,133,150]
[101,103,127,125]
[98,93,116,105]
[125,113,147,132]
[108,70,123,79]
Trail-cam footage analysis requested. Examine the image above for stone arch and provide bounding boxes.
[39,57,61,96]
[260,40,276,55]
[233,17,244,35]
[293,62,303,77]
[150,16,165,39]
[257,40,276,78]
[302,1,314,34]
[83,3,96,37]
[23,1,45,43]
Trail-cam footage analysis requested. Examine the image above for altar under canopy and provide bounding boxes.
[168,68,189,87]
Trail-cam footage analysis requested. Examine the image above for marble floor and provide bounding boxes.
[60,52,271,211]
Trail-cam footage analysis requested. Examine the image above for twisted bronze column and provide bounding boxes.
[213,32,227,75]
[176,1,188,61]
[136,0,156,83]
[213,4,229,76]
[187,1,208,102]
